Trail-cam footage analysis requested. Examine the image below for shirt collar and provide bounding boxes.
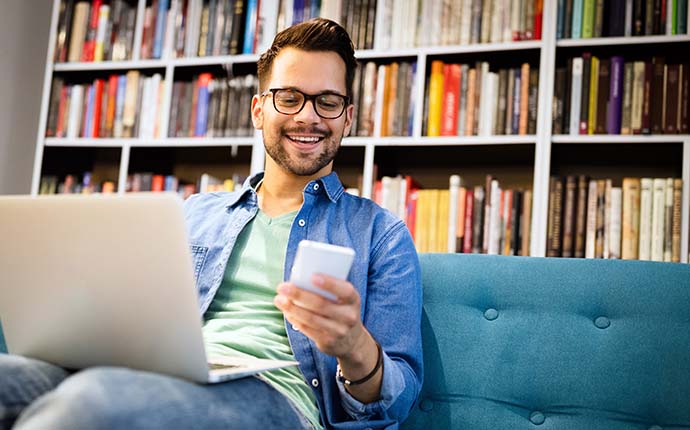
[225,171,344,209]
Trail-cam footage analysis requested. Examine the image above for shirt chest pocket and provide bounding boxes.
[189,245,209,283]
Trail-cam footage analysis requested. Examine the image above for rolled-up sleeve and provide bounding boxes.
[337,220,423,422]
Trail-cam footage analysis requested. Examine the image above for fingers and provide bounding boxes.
[309,274,359,305]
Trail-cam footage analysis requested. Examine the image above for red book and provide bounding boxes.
[407,189,419,242]
[151,175,165,192]
[440,64,461,136]
[534,0,543,40]
[91,79,104,137]
[81,0,102,62]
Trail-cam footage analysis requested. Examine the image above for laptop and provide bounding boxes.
[0,193,297,383]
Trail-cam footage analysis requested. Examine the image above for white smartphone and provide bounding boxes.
[289,240,356,301]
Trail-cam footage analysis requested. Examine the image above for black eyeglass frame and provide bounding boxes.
[261,88,351,120]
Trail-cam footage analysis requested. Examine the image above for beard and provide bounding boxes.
[264,126,342,176]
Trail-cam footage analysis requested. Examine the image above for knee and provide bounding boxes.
[14,367,143,430]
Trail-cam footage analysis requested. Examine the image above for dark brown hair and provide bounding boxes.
[256,18,357,100]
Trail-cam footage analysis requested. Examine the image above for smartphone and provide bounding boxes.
[289,240,356,301]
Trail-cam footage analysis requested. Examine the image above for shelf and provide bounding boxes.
[374,136,537,146]
[53,59,167,72]
[44,138,256,147]
[132,138,256,147]
[355,40,544,60]
[172,54,260,67]
[44,138,128,147]
[557,34,690,48]
[552,135,690,144]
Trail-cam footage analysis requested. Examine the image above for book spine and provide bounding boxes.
[608,56,625,134]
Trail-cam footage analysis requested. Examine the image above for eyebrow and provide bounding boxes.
[279,87,346,97]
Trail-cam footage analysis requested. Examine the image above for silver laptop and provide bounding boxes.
[0,193,296,383]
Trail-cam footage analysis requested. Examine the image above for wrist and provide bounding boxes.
[337,331,380,382]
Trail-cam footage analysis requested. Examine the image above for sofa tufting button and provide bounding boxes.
[594,316,611,329]
[484,308,499,321]
[529,411,545,425]
[419,399,434,412]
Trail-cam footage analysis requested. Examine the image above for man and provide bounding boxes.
[0,18,422,430]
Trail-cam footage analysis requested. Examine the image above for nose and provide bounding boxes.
[292,98,321,125]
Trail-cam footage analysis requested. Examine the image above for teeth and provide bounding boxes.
[290,136,321,143]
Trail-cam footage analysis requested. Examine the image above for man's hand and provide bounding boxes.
[274,274,382,403]
[274,274,365,358]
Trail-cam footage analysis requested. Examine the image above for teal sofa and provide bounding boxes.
[403,254,690,430]
[2,254,689,430]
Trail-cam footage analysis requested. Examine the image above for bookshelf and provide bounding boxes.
[33,0,689,262]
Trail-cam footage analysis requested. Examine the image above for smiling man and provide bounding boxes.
[0,18,422,430]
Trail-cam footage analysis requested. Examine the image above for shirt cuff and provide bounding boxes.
[336,351,405,420]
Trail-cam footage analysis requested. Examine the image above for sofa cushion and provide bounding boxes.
[403,254,690,430]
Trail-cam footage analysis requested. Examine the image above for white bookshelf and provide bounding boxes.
[33,0,690,262]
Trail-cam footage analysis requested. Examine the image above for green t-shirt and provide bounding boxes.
[202,210,322,430]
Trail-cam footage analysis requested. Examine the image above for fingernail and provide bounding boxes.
[278,284,292,294]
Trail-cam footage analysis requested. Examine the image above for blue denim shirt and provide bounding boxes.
[183,172,423,430]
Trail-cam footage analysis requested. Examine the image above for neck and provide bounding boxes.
[258,158,332,217]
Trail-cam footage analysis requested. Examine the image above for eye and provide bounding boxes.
[275,90,302,106]
[317,95,343,111]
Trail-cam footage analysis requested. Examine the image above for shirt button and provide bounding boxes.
[298,219,306,227]
[311,378,319,387]
[313,183,320,190]
[291,324,299,332]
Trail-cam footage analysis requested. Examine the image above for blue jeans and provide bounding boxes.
[0,354,312,430]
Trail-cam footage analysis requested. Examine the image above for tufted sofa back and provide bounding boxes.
[403,253,690,430]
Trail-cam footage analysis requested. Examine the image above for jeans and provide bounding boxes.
[0,354,312,430]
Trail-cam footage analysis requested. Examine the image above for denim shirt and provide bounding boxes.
[183,172,423,430]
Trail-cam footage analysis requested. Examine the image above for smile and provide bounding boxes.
[287,135,324,143]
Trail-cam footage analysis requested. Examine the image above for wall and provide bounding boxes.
[0,1,52,195]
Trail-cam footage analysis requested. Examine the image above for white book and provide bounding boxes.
[416,0,432,46]
[638,178,653,260]
[585,179,598,258]
[603,179,612,259]
[511,0,522,41]
[406,0,420,48]
[94,5,110,62]
[391,0,404,49]
[319,0,342,23]
[479,72,498,136]
[67,85,84,139]
[666,0,674,34]
[163,0,178,59]
[256,0,280,54]
[460,0,473,45]
[624,0,633,36]
[448,175,461,252]
[650,178,666,262]
[609,187,622,259]
[490,0,503,43]
[139,76,153,139]
[430,0,444,46]
[488,180,502,255]
[480,0,492,43]
[569,57,583,135]
[664,177,674,262]
[184,0,202,58]
[278,0,293,32]
[501,0,512,42]
[374,0,392,50]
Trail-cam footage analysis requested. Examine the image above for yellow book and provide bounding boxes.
[588,56,599,135]
[437,190,450,253]
[427,61,445,136]
[427,190,440,252]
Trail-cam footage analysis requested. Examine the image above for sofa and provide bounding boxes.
[2,254,689,429]
[402,253,690,430]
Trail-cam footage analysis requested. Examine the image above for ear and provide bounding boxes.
[251,94,263,129]
[343,103,354,137]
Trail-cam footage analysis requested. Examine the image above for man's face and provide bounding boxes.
[251,47,354,177]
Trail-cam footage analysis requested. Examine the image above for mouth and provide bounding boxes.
[285,133,326,150]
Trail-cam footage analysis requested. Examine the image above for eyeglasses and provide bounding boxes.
[261,88,350,120]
